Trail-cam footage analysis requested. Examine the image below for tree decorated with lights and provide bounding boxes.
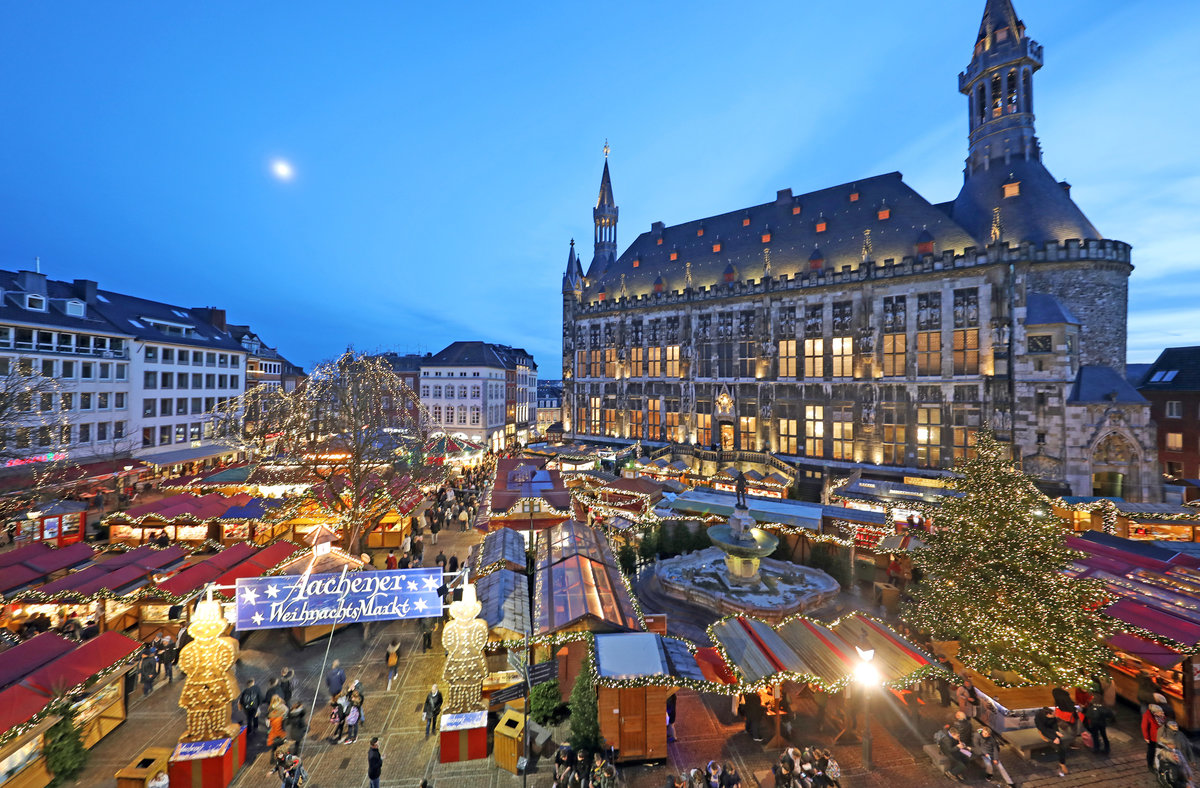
[905,430,1114,685]
[568,662,601,752]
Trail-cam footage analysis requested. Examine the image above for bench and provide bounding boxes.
[526,719,553,756]
[923,743,950,771]
[999,727,1055,760]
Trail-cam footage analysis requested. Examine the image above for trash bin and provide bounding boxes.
[115,746,172,788]
[874,581,900,615]
[494,708,525,774]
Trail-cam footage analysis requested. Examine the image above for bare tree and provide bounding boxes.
[0,366,80,528]
[211,351,442,553]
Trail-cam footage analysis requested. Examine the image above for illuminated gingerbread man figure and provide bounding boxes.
[441,584,488,714]
[178,599,240,743]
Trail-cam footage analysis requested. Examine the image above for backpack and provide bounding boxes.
[347,706,361,726]
[387,650,398,667]
[826,758,841,780]
[933,728,951,747]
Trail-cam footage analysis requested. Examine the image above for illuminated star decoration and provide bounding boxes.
[265,584,280,599]
[241,587,259,606]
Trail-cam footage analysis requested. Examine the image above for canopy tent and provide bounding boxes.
[22,631,141,696]
[423,434,484,465]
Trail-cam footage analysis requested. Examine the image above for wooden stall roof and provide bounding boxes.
[475,569,530,640]
[22,631,141,696]
[593,632,706,685]
[711,613,935,689]
[0,633,76,691]
[476,527,527,576]
[213,541,301,587]
[0,542,53,568]
[156,542,296,597]
[534,520,639,635]
[33,546,189,597]
[0,683,54,738]
[0,542,97,596]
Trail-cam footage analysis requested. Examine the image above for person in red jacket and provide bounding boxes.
[1142,703,1166,771]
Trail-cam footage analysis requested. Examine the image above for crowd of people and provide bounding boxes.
[551,744,620,788]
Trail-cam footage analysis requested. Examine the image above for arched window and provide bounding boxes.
[976,84,986,125]
[1006,70,1018,113]
[990,73,1002,117]
[1022,69,1032,114]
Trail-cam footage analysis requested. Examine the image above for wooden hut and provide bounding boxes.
[471,526,528,577]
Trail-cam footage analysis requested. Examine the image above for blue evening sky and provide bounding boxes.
[0,1,1196,376]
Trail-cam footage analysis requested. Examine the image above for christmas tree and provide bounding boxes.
[44,700,87,787]
[568,662,601,752]
[905,430,1114,685]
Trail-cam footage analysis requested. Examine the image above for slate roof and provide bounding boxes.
[582,172,979,300]
[951,158,1099,247]
[1126,363,1152,389]
[94,293,242,351]
[1069,365,1147,404]
[423,341,535,371]
[0,272,119,334]
[1139,347,1200,392]
[1025,292,1078,325]
[597,159,615,209]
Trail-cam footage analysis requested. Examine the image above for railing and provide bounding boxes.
[4,342,129,360]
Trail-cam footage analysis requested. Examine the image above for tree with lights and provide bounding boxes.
[568,663,601,752]
[905,430,1114,685]
[210,351,443,554]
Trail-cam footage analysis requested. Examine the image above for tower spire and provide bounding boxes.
[588,144,618,279]
[562,238,584,296]
[959,0,1042,175]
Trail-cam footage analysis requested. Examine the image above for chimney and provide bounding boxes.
[73,279,98,305]
[1059,181,1072,196]
[776,188,793,203]
[16,271,46,295]
[207,307,227,332]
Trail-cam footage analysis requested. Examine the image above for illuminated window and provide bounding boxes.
[804,338,823,379]
[575,350,586,379]
[832,406,853,460]
[953,329,979,375]
[647,398,661,439]
[917,331,942,376]
[742,217,751,227]
[603,406,617,437]
[665,410,682,442]
[952,406,978,460]
[739,415,757,450]
[916,406,942,468]
[882,333,906,376]
[589,349,602,378]
[604,348,617,378]
[849,192,859,202]
[670,251,678,261]
[712,243,722,253]
[1167,432,1183,451]
[647,347,661,378]
[831,337,853,378]
[778,339,796,378]
[590,397,602,435]
[665,345,680,377]
[877,208,891,220]
[792,205,802,215]
[696,412,712,448]
[761,233,771,243]
[656,238,663,245]
[804,405,823,457]
[778,418,798,455]
[917,239,934,255]
[815,221,827,233]
[1003,181,1020,198]
[882,404,905,465]
[697,227,704,236]
[632,259,639,268]
[629,347,644,376]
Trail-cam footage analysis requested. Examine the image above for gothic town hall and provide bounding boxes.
[561,0,1159,502]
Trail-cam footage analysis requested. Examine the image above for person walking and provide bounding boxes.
[419,615,434,653]
[972,726,1014,786]
[447,554,459,573]
[1084,699,1114,756]
[435,550,446,571]
[385,639,401,691]
[239,679,263,738]
[263,676,282,711]
[266,695,288,748]
[279,667,294,707]
[1143,703,1166,772]
[1036,706,1069,777]
[138,647,157,697]
[344,693,362,744]
[285,702,307,755]
[423,684,443,737]
[385,550,398,570]
[325,659,346,700]
[367,737,383,788]
[430,514,441,545]
[327,697,348,742]
[412,534,425,564]
[159,635,177,683]
[956,678,982,719]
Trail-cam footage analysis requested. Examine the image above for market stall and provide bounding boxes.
[424,434,485,468]
[0,543,96,598]
[0,631,142,788]
[475,569,530,644]
[7,501,89,548]
[215,497,288,546]
[471,526,528,577]
[105,493,256,547]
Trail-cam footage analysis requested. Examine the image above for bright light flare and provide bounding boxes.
[270,158,295,181]
[855,661,880,686]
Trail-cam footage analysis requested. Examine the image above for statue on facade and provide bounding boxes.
[441,584,488,714]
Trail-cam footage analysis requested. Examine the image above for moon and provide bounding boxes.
[270,158,295,181]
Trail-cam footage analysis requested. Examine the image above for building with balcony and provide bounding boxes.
[418,341,536,452]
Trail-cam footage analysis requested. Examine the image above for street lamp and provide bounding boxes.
[855,646,878,771]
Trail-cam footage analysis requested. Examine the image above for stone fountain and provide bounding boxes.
[706,505,779,586]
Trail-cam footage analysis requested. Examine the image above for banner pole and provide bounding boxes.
[310,565,350,734]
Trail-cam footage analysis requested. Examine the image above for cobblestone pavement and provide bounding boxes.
[70,509,1164,788]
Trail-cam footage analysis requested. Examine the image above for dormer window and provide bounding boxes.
[696,227,704,237]
[815,221,827,233]
[669,251,678,261]
[656,237,663,246]
[632,259,639,268]
[712,243,722,253]
[25,295,46,311]
[849,192,860,202]
[742,217,751,227]
[1003,181,1021,198]
[917,240,934,255]
[761,232,772,244]
[65,300,85,317]
[792,205,802,216]
[877,209,891,221]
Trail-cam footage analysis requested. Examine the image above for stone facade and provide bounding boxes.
[560,0,1159,501]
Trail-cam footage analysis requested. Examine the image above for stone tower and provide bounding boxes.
[589,149,618,280]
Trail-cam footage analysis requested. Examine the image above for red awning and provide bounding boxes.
[0,542,52,568]
[206,543,257,570]
[695,647,737,685]
[0,684,52,737]
[0,564,49,594]
[1107,633,1187,669]
[21,542,95,574]
[1105,598,1200,648]
[0,633,76,691]
[22,631,141,695]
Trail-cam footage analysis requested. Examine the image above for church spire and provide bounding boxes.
[589,143,618,278]
[959,0,1043,175]
[562,239,584,296]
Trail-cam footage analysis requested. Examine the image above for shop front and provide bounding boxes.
[9,502,88,548]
